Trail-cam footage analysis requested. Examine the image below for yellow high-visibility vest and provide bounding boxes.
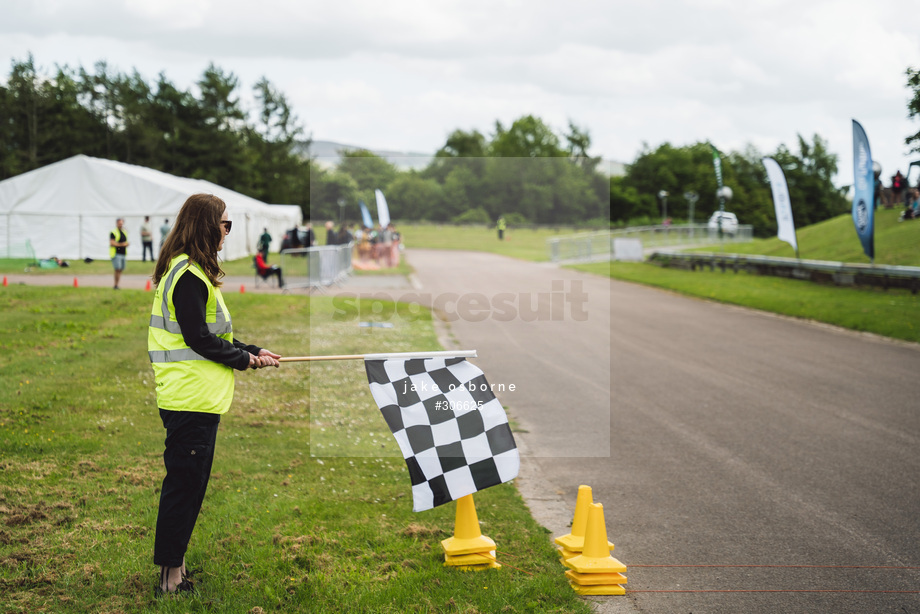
[109,228,125,258]
[148,254,235,414]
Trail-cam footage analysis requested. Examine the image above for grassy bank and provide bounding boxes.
[577,261,920,344]
[0,286,589,614]
[690,207,920,266]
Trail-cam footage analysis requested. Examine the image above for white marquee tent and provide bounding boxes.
[0,155,303,262]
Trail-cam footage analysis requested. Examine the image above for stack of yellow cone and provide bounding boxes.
[554,485,614,562]
[563,502,627,595]
[441,494,501,570]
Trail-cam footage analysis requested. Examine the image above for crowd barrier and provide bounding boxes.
[547,225,754,263]
[279,242,354,291]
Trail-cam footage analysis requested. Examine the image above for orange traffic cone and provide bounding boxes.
[145,279,152,291]
[73,277,79,288]
[240,284,246,294]
[2,276,7,287]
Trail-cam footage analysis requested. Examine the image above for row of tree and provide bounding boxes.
[309,116,610,225]
[6,55,912,235]
[612,136,850,236]
[0,55,310,207]
[313,127,849,236]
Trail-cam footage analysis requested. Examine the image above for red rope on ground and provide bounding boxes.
[630,589,920,593]
[630,564,920,569]
[495,560,534,576]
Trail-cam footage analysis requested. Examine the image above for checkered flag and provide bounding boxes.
[365,356,519,512]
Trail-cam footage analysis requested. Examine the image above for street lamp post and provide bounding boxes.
[338,198,346,225]
[716,185,733,251]
[658,190,669,225]
[684,191,699,238]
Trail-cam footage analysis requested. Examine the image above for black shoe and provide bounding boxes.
[183,566,201,581]
[155,566,195,597]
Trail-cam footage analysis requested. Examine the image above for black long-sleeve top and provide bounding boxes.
[172,273,260,371]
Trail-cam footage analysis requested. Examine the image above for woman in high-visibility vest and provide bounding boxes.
[148,193,281,596]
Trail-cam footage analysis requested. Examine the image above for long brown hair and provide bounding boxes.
[153,194,227,287]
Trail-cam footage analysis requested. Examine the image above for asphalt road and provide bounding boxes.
[393,248,920,614]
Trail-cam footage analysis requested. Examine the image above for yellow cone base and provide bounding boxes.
[565,554,627,574]
[445,550,496,566]
[568,580,626,596]
[447,560,502,571]
[558,546,580,562]
[554,533,584,551]
[565,569,627,586]
[441,534,497,557]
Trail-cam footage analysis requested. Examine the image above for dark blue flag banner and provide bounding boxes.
[851,120,875,262]
[359,200,374,229]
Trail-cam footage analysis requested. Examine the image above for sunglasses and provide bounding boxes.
[220,220,232,233]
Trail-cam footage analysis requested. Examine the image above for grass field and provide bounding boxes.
[0,287,590,614]
[390,224,582,262]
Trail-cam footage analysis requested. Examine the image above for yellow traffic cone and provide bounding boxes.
[564,503,627,574]
[565,502,627,595]
[441,494,496,556]
[555,485,614,553]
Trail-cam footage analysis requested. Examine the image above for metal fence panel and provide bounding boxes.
[280,242,354,291]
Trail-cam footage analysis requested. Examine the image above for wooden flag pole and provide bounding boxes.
[278,350,477,363]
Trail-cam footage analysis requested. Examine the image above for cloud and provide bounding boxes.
[2,0,920,184]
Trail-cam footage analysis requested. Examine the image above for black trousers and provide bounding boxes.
[142,241,154,261]
[153,409,220,568]
[259,266,284,287]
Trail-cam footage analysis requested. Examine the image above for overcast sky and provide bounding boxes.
[4,0,920,190]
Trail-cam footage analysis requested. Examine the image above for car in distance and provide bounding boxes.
[708,211,738,235]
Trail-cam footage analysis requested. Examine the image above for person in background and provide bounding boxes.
[387,223,401,267]
[255,251,284,287]
[110,218,129,290]
[148,193,281,596]
[141,216,154,262]
[325,221,337,246]
[336,223,354,246]
[257,227,272,261]
[160,219,171,255]
[891,170,906,209]
[497,216,506,240]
